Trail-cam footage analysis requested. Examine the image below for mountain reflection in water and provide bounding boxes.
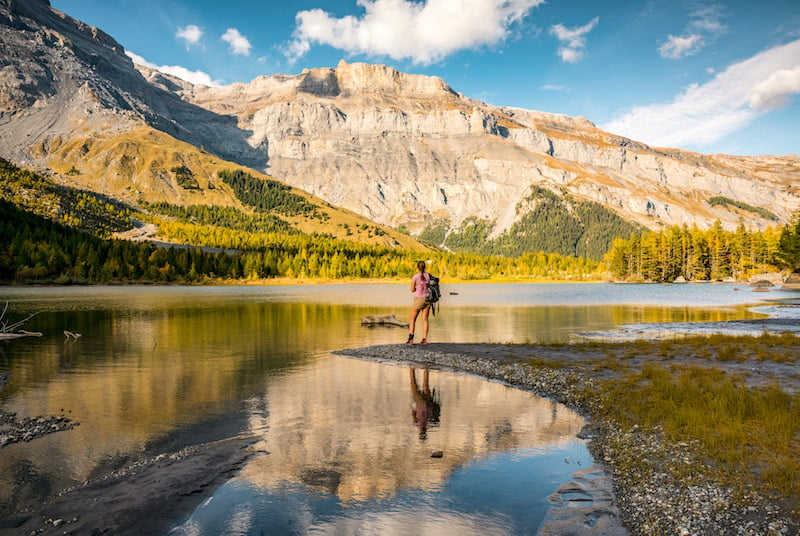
[2,283,782,533]
[238,357,583,504]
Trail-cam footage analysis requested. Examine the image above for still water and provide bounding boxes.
[0,283,791,534]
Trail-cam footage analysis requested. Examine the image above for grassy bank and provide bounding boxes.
[535,333,800,518]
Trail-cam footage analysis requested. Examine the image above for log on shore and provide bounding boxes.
[360,314,409,328]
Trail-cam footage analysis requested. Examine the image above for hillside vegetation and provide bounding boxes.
[0,159,600,283]
[40,127,422,250]
[2,158,796,285]
[437,187,641,261]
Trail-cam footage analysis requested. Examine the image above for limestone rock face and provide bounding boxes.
[181,60,800,235]
[0,0,264,168]
[1,0,799,240]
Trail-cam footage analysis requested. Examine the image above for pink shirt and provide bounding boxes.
[412,272,429,298]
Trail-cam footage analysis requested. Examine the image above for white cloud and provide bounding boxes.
[658,34,703,59]
[657,5,726,60]
[688,5,726,35]
[749,66,800,110]
[540,84,567,91]
[549,16,599,63]
[222,28,252,56]
[285,0,544,65]
[602,39,800,151]
[176,24,203,47]
[126,51,223,87]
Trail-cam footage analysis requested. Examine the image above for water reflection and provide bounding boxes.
[410,368,441,440]
[172,356,587,535]
[235,357,583,505]
[0,284,784,530]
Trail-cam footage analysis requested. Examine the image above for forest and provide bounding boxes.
[425,187,640,261]
[602,221,792,282]
[1,157,798,284]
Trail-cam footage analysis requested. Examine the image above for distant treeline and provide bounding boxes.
[0,198,600,284]
[603,222,787,282]
[217,169,322,218]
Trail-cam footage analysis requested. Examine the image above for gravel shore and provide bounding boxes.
[334,342,799,536]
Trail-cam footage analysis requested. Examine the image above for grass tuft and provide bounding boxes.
[599,363,800,507]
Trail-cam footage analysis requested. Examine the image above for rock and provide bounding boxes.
[360,314,409,328]
[1,0,798,246]
[783,273,800,290]
[430,451,444,458]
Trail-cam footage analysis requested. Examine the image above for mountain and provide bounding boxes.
[2,0,799,260]
[175,60,799,238]
[0,0,420,250]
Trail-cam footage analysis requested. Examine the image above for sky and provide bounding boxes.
[49,0,800,157]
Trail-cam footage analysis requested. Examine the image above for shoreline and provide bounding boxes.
[333,341,799,536]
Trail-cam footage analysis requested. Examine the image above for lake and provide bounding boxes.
[0,282,796,534]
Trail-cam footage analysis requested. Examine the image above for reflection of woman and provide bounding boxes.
[409,367,441,440]
[406,260,431,345]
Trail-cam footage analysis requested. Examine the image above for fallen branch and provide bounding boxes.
[0,301,40,338]
[361,314,409,328]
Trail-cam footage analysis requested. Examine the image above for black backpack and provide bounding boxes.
[425,274,441,315]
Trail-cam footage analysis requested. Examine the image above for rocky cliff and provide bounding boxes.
[174,59,800,239]
[2,0,799,255]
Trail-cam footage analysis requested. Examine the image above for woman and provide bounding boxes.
[407,260,431,345]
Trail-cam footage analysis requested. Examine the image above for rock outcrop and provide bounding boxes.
[178,60,800,236]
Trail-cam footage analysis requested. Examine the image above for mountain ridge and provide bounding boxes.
[1,0,799,261]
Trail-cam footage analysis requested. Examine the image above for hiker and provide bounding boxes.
[407,260,431,345]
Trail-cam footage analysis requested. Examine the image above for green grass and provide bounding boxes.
[598,362,800,510]
[527,333,800,516]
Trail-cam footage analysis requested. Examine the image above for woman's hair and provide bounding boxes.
[416,260,426,272]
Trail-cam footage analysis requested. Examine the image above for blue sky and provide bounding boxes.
[51,0,800,157]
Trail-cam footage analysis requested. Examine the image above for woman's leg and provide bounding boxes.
[421,306,430,340]
[409,307,420,338]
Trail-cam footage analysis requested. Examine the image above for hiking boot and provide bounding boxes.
[405,334,414,345]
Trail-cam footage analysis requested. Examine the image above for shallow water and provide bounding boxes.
[0,282,795,534]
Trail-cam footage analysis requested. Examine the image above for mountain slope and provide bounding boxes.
[1,0,799,262]
[0,0,422,250]
[176,60,800,239]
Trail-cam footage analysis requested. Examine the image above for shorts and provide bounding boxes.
[412,297,430,311]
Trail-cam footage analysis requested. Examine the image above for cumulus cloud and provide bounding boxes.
[285,0,544,65]
[126,51,223,87]
[749,66,800,110]
[549,16,599,63]
[222,28,252,56]
[602,39,800,150]
[658,5,726,60]
[658,34,703,59]
[176,24,203,47]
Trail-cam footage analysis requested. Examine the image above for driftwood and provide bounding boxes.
[361,314,409,328]
[0,302,40,339]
